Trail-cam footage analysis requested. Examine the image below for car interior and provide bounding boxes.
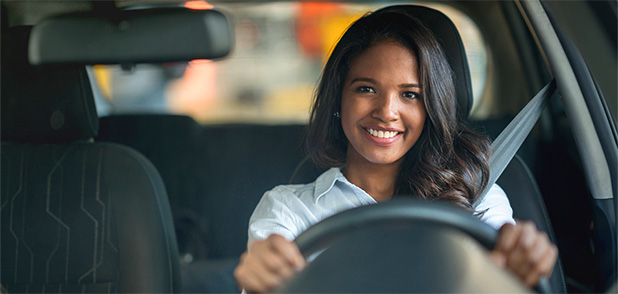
[1,25,181,293]
[1,0,616,293]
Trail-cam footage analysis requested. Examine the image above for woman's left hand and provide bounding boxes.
[489,221,559,287]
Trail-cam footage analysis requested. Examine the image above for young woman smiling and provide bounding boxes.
[234,6,558,293]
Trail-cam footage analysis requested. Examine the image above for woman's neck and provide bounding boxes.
[342,156,401,202]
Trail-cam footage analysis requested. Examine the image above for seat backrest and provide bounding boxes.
[97,118,308,293]
[1,26,180,293]
[98,114,206,260]
[98,118,308,260]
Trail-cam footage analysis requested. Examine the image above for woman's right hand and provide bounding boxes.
[234,234,306,293]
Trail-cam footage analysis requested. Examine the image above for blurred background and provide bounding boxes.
[90,1,489,124]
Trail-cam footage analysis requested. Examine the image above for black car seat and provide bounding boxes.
[0,26,180,293]
[290,5,566,293]
[97,114,205,261]
[97,116,308,293]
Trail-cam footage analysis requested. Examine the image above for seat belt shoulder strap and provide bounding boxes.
[473,79,556,209]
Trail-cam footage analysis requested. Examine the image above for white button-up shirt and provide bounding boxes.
[248,167,515,246]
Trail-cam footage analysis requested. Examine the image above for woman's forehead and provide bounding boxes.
[346,42,419,84]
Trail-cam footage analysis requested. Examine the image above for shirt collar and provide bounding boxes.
[314,167,347,202]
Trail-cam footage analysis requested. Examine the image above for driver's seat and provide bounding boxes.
[289,5,566,292]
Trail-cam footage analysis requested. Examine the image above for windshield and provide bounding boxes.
[90,1,489,124]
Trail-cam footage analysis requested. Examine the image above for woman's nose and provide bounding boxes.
[371,92,399,122]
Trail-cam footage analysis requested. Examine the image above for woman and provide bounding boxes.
[234,6,558,293]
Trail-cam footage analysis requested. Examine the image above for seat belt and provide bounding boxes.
[473,79,557,209]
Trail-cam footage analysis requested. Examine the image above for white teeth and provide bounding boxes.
[367,128,398,139]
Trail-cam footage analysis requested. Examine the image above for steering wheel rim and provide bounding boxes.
[294,198,498,258]
[292,198,552,293]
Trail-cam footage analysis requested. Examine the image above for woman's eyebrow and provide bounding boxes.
[349,77,377,84]
[349,78,420,88]
[399,83,421,88]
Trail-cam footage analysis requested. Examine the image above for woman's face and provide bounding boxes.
[341,41,426,168]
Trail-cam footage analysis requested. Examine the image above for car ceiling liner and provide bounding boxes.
[28,7,232,65]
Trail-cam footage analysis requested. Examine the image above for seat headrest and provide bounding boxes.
[1,26,98,143]
[377,5,473,118]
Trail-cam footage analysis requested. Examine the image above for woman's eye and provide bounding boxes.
[356,86,375,94]
[403,91,419,99]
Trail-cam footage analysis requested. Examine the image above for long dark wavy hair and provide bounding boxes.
[306,7,491,211]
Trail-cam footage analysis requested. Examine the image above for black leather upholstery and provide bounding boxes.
[1,26,98,143]
[97,116,308,292]
[98,115,206,259]
[1,26,180,293]
[98,118,308,260]
[1,144,180,293]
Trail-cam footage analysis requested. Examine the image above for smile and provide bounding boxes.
[365,128,401,139]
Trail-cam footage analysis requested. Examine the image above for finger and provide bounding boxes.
[243,245,288,291]
[234,257,268,293]
[254,270,283,292]
[523,266,544,287]
[245,256,284,292]
[520,242,547,287]
[530,232,550,265]
[238,251,248,265]
[507,222,536,272]
[538,245,559,278]
[234,253,249,288]
[524,245,557,287]
[256,248,295,279]
[520,232,550,275]
[251,237,290,273]
[496,222,519,253]
[269,235,306,270]
[239,269,267,293]
[516,222,537,250]
[250,235,300,281]
[249,241,281,274]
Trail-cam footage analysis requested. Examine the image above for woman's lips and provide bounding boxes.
[362,127,403,146]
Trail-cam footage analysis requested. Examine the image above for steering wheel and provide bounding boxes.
[295,199,496,257]
[275,199,550,293]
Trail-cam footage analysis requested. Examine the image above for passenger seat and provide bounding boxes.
[1,26,180,293]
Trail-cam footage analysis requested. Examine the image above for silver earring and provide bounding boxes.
[334,112,340,118]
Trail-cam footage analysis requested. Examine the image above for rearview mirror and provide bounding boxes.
[29,8,232,65]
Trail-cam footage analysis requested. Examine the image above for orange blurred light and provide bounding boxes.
[296,2,343,58]
[185,1,213,10]
[190,59,212,65]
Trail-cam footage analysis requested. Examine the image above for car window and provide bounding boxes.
[90,1,489,123]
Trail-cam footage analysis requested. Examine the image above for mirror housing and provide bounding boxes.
[29,8,232,65]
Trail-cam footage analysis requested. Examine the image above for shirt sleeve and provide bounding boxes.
[247,186,302,248]
[475,184,516,230]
